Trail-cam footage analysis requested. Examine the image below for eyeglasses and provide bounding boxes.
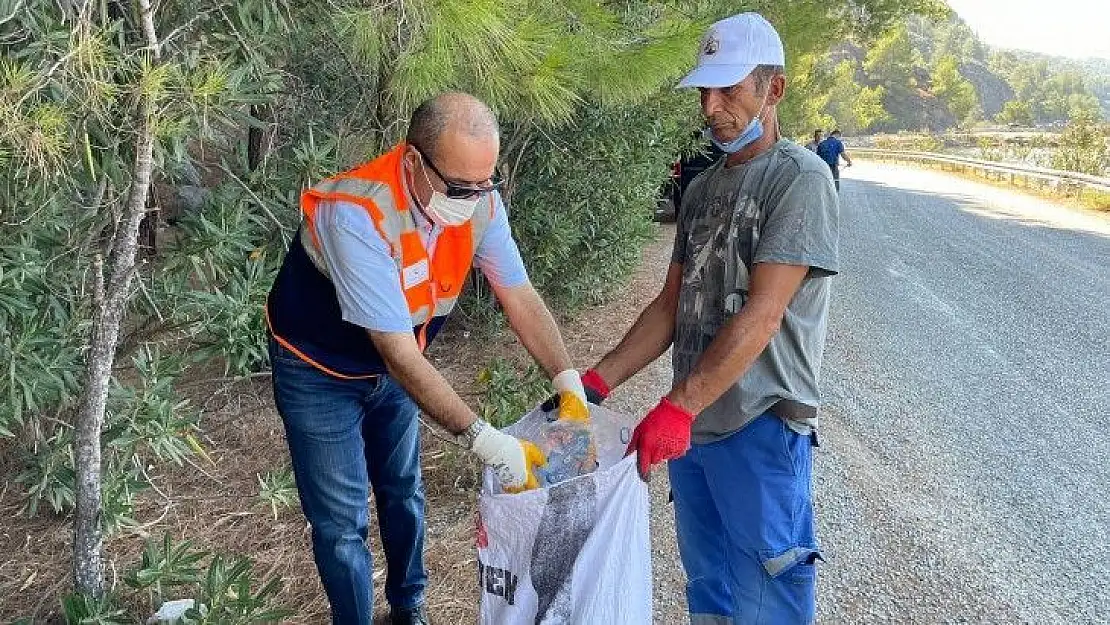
[413,146,503,200]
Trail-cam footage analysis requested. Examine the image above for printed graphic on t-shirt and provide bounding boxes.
[674,180,761,380]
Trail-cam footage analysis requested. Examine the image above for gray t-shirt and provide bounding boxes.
[671,139,839,443]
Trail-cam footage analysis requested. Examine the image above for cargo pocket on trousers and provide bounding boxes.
[759,546,824,582]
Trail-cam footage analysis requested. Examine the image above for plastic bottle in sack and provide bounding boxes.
[534,420,598,486]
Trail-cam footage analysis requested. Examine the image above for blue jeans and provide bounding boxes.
[669,413,820,625]
[269,339,426,624]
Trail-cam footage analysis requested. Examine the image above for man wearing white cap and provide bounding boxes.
[580,12,839,623]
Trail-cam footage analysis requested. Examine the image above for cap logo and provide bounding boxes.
[704,35,719,55]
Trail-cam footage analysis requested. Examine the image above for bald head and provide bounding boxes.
[402,92,501,210]
[406,92,500,162]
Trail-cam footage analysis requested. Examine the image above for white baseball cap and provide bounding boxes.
[677,12,785,89]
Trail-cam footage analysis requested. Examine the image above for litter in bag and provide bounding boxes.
[477,403,651,624]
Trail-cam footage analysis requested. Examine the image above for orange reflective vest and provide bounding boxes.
[265,143,494,378]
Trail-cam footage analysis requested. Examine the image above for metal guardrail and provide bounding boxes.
[851,148,1110,196]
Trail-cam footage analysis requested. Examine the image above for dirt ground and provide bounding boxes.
[0,225,680,624]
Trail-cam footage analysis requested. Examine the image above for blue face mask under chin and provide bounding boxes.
[705,101,767,154]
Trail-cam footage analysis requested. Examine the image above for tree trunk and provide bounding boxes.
[72,256,107,597]
[138,189,158,255]
[72,0,160,598]
[247,104,271,171]
[500,127,533,207]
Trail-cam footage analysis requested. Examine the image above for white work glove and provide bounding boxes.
[551,369,589,422]
[470,420,547,492]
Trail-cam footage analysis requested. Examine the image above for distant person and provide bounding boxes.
[805,129,822,152]
[816,129,852,191]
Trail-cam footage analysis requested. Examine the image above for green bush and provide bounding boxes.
[16,348,202,527]
[907,134,945,152]
[185,554,293,623]
[977,136,1005,162]
[61,592,129,625]
[120,533,294,624]
[871,132,945,152]
[508,92,699,309]
[257,467,299,520]
[477,358,550,428]
[135,175,298,376]
[0,229,87,438]
[1052,113,1110,176]
[17,424,76,516]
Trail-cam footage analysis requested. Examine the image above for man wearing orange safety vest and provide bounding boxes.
[265,92,590,625]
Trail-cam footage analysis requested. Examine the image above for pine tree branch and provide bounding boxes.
[14,48,81,109]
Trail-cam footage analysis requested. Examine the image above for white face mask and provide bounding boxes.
[424,191,481,227]
[413,151,482,227]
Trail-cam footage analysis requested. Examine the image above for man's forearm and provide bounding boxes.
[593,261,683,389]
[593,297,675,389]
[496,282,573,378]
[667,263,808,415]
[370,331,477,434]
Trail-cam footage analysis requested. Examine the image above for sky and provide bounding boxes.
[945,0,1110,60]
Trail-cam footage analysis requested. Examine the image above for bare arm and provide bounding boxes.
[841,148,853,166]
[592,262,684,389]
[493,281,573,378]
[369,330,477,434]
[667,263,808,415]
[371,328,551,488]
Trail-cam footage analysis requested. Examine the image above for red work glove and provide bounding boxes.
[581,369,611,403]
[626,397,695,481]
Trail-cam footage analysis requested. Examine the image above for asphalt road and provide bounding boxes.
[618,161,1110,624]
[813,162,1109,623]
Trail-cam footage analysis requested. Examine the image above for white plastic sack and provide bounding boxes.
[477,403,651,625]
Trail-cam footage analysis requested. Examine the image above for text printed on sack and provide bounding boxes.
[478,560,519,606]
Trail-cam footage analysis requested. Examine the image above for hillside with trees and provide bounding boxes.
[811,12,1110,134]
